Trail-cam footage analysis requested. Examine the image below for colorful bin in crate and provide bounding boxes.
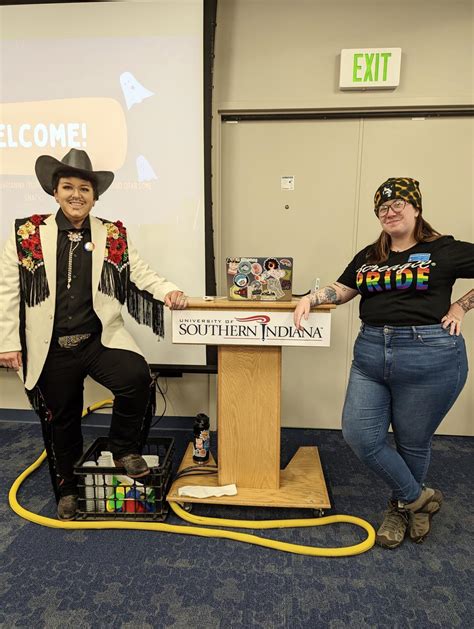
[74,436,174,521]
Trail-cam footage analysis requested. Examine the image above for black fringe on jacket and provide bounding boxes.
[127,284,165,337]
[99,262,164,337]
[18,264,50,307]
[99,260,128,305]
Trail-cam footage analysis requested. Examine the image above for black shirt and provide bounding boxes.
[53,209,102,337]
[337,236,474,326]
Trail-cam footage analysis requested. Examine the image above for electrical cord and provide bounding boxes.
[173,465,218,481]
[8,400,376,557]
[151,374,167,429]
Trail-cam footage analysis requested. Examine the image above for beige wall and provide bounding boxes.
[214,0,473,110]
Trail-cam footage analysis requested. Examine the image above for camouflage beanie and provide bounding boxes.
[374,177,422,211]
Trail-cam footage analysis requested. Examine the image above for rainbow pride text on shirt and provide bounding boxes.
[356,262,431,292]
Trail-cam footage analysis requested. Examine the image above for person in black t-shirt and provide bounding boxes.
[294,177,473,549]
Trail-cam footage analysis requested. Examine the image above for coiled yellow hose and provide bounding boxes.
[8,401,375,557]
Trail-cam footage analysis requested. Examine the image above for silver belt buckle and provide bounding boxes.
[57,334,91,349]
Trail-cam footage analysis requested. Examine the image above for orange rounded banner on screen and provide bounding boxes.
[0,98,127,175]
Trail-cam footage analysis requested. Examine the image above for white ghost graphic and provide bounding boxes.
[120,72,154,110]
[136,155,157,182]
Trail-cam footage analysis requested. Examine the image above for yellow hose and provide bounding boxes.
[8,401,376,557]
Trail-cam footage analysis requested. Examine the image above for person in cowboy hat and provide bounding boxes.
[0,148,188,520]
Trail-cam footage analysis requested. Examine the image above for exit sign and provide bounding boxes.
[339,48,401,90]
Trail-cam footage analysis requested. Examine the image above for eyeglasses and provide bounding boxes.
[374,199,407,218]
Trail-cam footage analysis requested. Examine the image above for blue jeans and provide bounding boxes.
[342,324,468,503]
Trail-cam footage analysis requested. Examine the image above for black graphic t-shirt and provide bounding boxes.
[337,236,474,326]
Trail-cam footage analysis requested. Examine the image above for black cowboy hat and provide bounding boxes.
[35,149,114,196]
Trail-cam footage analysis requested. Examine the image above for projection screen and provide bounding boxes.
[0,0,207,367]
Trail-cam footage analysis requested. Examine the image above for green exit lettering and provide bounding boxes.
[353,52,392,82]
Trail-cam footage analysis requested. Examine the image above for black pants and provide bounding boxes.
[37,334,152,497]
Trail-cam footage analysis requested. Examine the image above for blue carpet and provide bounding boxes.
[0,418,472,628]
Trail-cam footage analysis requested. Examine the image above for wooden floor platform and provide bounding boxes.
[167,443,331,510]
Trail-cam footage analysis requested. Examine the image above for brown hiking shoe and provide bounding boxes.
[405,487,443,543]
[114,453,150,478]
[376,500,409,549]
[57,495,78,520]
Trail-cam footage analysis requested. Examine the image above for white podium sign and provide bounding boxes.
[172,309,331,347]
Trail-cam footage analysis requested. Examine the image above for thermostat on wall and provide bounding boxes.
[281,176,295,190]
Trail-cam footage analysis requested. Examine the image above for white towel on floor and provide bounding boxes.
[178,484,237,498]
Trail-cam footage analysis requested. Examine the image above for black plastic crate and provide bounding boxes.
[74,436,174,521]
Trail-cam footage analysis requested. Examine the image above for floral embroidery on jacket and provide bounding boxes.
[99,218,164,336]
[15,214,51,307]
[16,214,49,273]
[14,213,164,337]
[103,220,129,270]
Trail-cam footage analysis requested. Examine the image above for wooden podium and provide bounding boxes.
[167,298,334,511]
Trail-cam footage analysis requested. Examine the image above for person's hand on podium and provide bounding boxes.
[294,296,312,331]
[165,290,188,310]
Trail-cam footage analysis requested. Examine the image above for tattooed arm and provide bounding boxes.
[294,282,358,330]
[441,288,474,336]
[309,282,358,306]
[456,289,474,313]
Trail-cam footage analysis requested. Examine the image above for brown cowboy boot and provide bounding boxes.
[57,495,78,520]
[114,453,150,478]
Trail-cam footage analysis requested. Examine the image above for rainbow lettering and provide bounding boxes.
[356,261,432,293]
[416,267,430,290]
[395,269,413,289]
[366,271,383,292]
